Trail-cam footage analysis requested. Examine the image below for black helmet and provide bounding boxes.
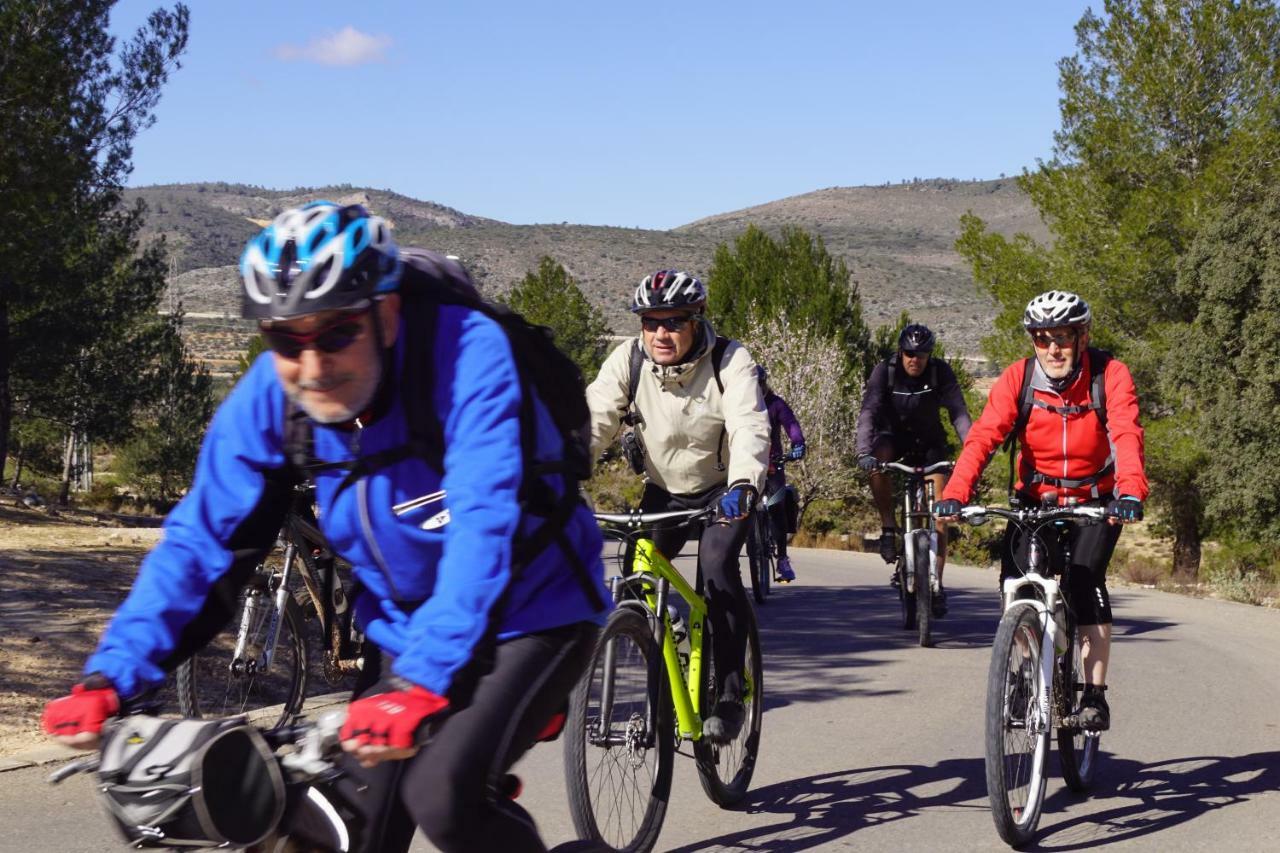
[898,323,935,353]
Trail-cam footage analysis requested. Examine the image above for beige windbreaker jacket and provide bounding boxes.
[586,321,770,496]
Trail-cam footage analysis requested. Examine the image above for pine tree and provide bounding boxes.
[504,256,610,378]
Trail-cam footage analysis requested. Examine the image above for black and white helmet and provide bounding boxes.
[1023,290,1092,331]
[630,269,707,313]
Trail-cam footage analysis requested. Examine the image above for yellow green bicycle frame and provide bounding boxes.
[629,538,710,741]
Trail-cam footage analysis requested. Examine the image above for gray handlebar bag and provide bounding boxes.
[96,715,285,848]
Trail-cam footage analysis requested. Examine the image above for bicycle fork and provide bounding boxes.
[231,539,295,677]
[1002,577,1061,734]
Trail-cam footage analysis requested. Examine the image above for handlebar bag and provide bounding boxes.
[95,715,285,848]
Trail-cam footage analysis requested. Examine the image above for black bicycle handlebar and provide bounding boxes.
[952,504,1109,524]
[880,460,955,476]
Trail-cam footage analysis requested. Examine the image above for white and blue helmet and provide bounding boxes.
[240,201,401,320]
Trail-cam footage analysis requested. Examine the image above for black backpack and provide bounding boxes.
[1002,347,1113,500]
[283,248,604,610]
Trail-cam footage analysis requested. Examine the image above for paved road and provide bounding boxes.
[3,546,1278,851]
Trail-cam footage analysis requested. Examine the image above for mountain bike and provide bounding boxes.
[565,507,763,853]
[954,503,1109,847]
[881,460,953,647]
[746,459,795,604]
[176,485,365,731]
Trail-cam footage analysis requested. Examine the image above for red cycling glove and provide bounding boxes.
[42,678,120,738]
[340,686,449,749]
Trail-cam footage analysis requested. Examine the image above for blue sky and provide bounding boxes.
[110,1,1091,230]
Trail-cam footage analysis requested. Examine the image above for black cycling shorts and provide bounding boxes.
[999,506,1122,626]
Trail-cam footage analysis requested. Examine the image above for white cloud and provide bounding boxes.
[274,26,392,66]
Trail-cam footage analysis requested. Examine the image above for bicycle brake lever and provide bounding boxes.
[48,755,99,784]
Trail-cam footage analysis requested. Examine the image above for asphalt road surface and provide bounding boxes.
[3,546,1277,851]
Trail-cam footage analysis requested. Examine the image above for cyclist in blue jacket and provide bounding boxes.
[43,202,609,853]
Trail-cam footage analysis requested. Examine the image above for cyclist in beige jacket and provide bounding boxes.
[587,269,769,743]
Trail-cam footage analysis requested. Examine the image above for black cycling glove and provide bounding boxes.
[1107,496,1144,522]
[933,499,963,518]
[857,455,879,472]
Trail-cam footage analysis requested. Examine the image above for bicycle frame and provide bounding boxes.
[230,492,361,680]
[885,461,952,596]
[618,538,711,741]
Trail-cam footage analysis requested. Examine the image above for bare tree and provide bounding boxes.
[743,313,862,521]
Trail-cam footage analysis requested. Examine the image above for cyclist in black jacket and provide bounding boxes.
[855,324,971,614]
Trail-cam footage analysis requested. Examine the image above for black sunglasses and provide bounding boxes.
[902,349,929,359]
[262,312,368,359]
[640,315,693,333]
[1031,330,1077,349]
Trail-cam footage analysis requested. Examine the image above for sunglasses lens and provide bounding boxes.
[315,322,363,354]
[262,315,364,359]
[642,316,689,332]
[262,330,305,359]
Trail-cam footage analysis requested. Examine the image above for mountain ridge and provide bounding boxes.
[127,177,1047,364]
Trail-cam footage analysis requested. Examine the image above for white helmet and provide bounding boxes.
[1023,290,1092,331]
[630,269,707,313]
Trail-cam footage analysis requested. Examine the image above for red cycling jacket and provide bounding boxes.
[942,349,1148,505]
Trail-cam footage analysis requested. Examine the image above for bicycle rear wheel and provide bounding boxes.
[985,602,1050,846]
[176,572,308,731]
[694,609,763,807]
[1057,620,1101,791]
[913,531,933,647]
[564,608,673,853]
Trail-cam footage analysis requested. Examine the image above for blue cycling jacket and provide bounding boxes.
[87,305,609,699]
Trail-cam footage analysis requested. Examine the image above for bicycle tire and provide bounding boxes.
[176,579,308,731]
[694,608,763,807]
[897,552,916,630]
[913,530,933,647]
[985,602,1050,846]
[746,515,767,605]
[1057,620,1101,792]
[758,510,773,599]
[564,608,673,853]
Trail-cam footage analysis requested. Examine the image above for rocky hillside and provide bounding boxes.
[128,178,1048,359]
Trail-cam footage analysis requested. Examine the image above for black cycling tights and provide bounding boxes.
[338,622,597,853]
[640,483,752,700]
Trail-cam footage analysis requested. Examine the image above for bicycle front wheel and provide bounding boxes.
[564,608,673,853]
[985,603,1050,846]
[1057,620,1101,791]
[176,577,308,731]
[896,552,916,631]
[746,515,770,605]
[913,531,933,647]
[694,609,763,807]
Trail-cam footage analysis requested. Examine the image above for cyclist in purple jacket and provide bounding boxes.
[759,366,807,582]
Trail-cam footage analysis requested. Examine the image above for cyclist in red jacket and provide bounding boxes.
[935,291,1147,731]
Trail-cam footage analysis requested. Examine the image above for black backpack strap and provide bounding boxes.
[1004,357,1038,501]
[1088,348,1111,434]
[712,336,731,472]
[711,335,729,394]
[623,338,645,426]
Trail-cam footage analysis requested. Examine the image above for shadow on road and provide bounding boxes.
[1033,750,1280,850]
[751,581,1001,709]
[664,749,1279,852]
[664,757,989,852]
